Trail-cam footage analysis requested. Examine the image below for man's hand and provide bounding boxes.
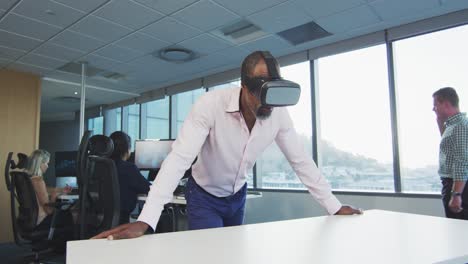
[334,205,363,215]
[91,221,149,240]
[449,196,463,213]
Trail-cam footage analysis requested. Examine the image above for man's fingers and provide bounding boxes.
[91,225,128,239]
[353,208,363,214]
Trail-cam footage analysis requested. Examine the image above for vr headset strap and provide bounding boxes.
[260,51,280,79]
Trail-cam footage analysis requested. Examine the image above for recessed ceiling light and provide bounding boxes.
[45,9,55,16]
[74,92,78,95]
[157,47,195,63]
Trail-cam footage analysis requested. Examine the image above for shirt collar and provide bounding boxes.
[445,112,466,126]
[225,87,242,113]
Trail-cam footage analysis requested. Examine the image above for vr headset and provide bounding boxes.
[242,51,301,107]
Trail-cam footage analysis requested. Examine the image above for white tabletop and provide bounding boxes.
[67,209,468,264]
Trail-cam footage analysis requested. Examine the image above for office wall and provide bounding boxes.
[39,117,79,186]
[245,192,444,224]
[0,69,41,243]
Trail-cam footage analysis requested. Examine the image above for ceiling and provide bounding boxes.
[0,0,467,121]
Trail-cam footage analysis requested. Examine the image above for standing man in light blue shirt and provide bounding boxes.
[433,87,468,219]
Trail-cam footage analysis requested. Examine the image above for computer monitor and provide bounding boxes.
[55,151,78,177]
[134,140,174,170]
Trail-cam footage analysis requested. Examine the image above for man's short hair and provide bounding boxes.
[433,87,459,108]
[241,51,265,86]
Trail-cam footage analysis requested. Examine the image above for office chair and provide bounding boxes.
[78,135,120,239]
[5,152,72,263]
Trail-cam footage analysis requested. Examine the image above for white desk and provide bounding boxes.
[66,210,468,264]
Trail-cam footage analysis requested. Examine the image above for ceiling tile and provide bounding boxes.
[247,1,313,34]
[440,0,468,10]
[239,35,292,55]
[12,0,85,28]
[94,44,145,63]
[317,5,381,33]
[141,17,202,44]
[0,30,42,51]
[0,45,27,60]
[172,0,240,31]
[19,53,67,69]
[115,32,170,54]
[0,9,5,17]
[33,43,86,61]
[178,34,232,55]
[8,62,52,76]
[370,0,440,20]
[94,0,164,30]
[81,54,121,70]
[70,15,132,42]
[0,58,12,68]
[51,30,107,52]
[52,0,109,13]
[212,0,287,16]
[133,0,198,15]
[292,0,366,19]
[0,13,62,41]
[214,46,250,65]
[0,0,17,10]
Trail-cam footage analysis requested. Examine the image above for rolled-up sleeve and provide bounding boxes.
[137,94,213,230]
[274,108,341,215]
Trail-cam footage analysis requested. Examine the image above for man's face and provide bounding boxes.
[245,59,273,120]
[433,96,448,119]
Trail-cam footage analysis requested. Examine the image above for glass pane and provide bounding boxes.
[171,88,205,139]
[104,107,122,136]
[317,45,394,191]
[394,24,468,193]
[123,104,140,151]
[87,116,103,136]
[144,97,169,139]
[256,61,312,190]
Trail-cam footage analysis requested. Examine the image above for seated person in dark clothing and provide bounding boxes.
[110,131,151,224]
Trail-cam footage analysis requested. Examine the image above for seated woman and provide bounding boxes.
[110,131,150,224]
[27,150,73,236]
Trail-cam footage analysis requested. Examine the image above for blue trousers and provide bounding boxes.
[185,177,246,230]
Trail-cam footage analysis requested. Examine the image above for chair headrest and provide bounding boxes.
[88,135,114,157]
[16,153,29,169]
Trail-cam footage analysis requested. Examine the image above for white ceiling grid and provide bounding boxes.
[0,0,465,119]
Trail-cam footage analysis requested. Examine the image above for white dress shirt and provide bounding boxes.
[138,87,342,230]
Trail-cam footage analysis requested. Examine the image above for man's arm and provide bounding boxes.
[93,94,214,239]
[448,125,468,213]
[274,109,361,215]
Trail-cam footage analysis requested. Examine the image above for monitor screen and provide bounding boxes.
[135,140,174,170]
[55,151,77,177]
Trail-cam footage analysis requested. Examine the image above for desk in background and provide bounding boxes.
[67,210,468,264]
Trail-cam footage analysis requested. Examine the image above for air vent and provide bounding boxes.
[53,96,84,103]
[155,47,196,63]
[211,20,267,44]
[277,21,332,45]
[102,71,126,80]
[57,62,103,77]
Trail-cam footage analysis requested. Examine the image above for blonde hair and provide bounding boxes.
[27,149,50,177]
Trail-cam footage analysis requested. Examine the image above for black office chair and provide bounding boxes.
[78,135,120,239]
[5,152,71,263]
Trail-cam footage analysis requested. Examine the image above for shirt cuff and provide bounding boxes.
[321,195,342,215]
[137,205,162,231]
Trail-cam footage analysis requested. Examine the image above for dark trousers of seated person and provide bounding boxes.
[35,210,74,251]
[441,178,468,220]
[185,177,246,230]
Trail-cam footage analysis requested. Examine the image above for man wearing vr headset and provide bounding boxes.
[93,51,362,240]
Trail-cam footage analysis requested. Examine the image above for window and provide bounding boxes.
[256,61,313,190]
[122,104,140,151]
[87,116,103,136]
[104,107,121,136]
[317,45,394,191]
[171,88,205,139]
[394,24,468,193]
[141,97,169,139]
